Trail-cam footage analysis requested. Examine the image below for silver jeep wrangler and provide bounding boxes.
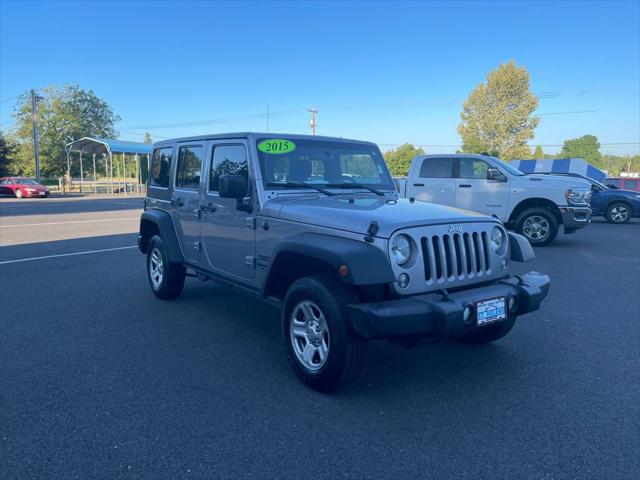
[139,133,550,391]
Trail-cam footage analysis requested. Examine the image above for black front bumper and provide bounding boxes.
[348,272,550,340]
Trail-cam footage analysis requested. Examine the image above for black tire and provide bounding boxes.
[282,274,368,392]
[605,202,631,224]
[461,317,517,344]
[146,234,186,300]
[515,208,559,246]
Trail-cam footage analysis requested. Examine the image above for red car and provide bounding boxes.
[0,177,50,198]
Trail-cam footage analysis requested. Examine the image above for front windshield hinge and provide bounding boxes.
[364,221,379,243]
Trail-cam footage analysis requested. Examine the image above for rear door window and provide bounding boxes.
[175,145,204,190]
[419,158,454,178]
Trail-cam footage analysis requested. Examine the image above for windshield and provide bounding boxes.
[257,138,394,191]
[16,178,38,185]
[492,158,525,176]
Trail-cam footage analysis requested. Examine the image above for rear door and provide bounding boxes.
[405,157,456,206]
[454,157,510,218]
[171,143,204,265]
[200,140,256,280]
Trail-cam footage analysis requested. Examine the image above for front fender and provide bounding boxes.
[266,233,395,287]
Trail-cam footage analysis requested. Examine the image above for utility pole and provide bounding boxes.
[308,107,317,136]
[31,89,43,182]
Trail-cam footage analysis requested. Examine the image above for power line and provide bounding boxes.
[379,142,640,148]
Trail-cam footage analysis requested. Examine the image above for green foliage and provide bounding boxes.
[11,84,120,176]
[458,61,540,160]
[384,143,425,176]
[601,154,640,176]
[560,134,602,168]
[0,130,17,177]
[533,145,544,159]
[144,132,153,144]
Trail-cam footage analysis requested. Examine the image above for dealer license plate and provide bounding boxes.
[476,297,507,326]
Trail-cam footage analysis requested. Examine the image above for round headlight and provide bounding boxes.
[490,226,506,253]
[391,234,411,265]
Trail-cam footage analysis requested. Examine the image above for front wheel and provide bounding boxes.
[14,189,23,198]
[461,317,517,344]
[515,208,559,246]
[606,202,631,224]
[282,275,368,392]
[146,235,186,300]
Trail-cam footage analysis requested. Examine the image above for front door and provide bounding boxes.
[170,143,204,264]
[200,141,256,280]
[455,157,510,219]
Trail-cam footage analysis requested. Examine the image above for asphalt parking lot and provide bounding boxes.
[1,196,639,479]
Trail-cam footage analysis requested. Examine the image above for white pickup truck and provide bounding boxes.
[395,154,592,245]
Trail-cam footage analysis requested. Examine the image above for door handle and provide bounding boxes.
[170,196,184,207]
[413,183,425,187]
[200,202,216,213]
[459,184,471,188]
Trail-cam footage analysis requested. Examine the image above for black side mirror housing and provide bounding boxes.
[219,175,248,199]
[487,167,507,182]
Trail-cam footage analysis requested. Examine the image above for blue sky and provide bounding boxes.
[1,0,639,155]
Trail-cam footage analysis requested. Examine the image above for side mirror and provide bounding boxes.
[219,175,248,199]
[487,167,507,182]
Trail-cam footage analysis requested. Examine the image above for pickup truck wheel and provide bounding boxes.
[605,202,631,224]
[282,275,368,392]
[515,208,558,246]
[147,235,186,300]
[461,317,517,344]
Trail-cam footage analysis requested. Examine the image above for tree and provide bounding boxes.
[458,61,540,160]
[533,145,544,159]
[11,84,120,176]
[0,130,17,177]
[560,134,602,167]
[383,143,425,176]
[143,132,153,144]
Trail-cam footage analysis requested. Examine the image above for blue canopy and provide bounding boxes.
[65,137,152,156]
[510,158,606,182]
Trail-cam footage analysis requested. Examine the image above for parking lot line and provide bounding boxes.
[0,218,139,228]
[0,245,137,265]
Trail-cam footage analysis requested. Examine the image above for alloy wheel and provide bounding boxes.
[149,247,164,289]
[289,300,330,371]
[522,215,550,242]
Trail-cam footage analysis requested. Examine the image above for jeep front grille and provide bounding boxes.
[420,232,491,282]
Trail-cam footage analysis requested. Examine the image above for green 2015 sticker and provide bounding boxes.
[258,139,296,154]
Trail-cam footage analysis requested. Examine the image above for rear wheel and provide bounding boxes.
[282,274,368,392]
[14,189,23,198]
[605,202,631,224]
[146,235,186,300]
[461,317,517,344]
[515,208,558,246]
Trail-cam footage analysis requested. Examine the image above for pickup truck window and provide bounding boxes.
[258,138,393,189]
[459,158,489,179]
[175,145,203,190]
[623,179,638,190]
[419,157,454,178]
[150,148,173,188]
[209,145,248,192]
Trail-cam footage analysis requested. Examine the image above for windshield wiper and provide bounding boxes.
[265,182,335,196]
[327,182,385,196]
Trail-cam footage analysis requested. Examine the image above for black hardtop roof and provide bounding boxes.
[153,132,377,147]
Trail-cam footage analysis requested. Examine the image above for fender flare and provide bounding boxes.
[139,209,184,263]
[263,232,395,290]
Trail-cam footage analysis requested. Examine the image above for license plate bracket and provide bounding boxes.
[476,297,507,326]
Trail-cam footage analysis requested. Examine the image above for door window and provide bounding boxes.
[419,158,454,178]
[459,158,489,179]
[149,147,173,188]
[622,179,638,189]
[175,146,203,190]
[209,145,248,192]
